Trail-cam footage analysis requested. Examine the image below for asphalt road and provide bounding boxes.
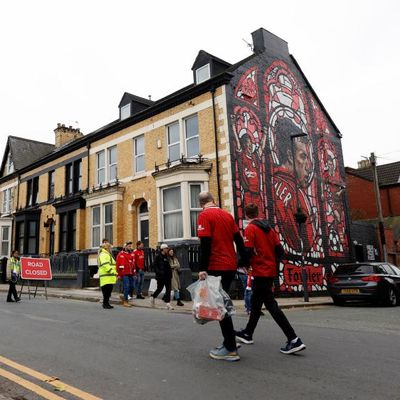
[0,298,399,400]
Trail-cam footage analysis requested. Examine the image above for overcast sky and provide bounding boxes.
[1,0,399,169]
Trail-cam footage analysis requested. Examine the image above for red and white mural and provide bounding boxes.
[230,60,350,293]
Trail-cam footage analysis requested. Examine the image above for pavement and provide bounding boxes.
[0,283,333,314]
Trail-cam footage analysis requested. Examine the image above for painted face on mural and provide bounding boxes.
[293,139,312,188]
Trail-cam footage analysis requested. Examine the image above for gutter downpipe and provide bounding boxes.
[210,87,222,207]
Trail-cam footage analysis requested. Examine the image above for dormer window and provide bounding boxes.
[120,103,131,120]
[195,64,210,84]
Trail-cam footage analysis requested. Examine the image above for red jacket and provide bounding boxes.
[116,251,135,277]
[133,249,145,271]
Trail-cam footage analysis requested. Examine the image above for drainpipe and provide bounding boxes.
[210,87,222,207]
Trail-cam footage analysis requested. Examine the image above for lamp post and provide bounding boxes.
[290,132,309,302]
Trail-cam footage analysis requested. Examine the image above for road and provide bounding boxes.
[0,298,399,400]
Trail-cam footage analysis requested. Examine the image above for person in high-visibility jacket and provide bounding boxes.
[98,241,117,309]
[6,250,21,303]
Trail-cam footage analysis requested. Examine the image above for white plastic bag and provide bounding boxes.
[187,276,228,324]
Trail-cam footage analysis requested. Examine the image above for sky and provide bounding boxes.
[1,0,399,169]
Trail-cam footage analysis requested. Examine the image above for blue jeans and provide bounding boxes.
[238,272,252,312]
[123,275,135,300]
[136,269,145,295]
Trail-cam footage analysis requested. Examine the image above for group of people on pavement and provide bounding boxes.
[97,239,184,310]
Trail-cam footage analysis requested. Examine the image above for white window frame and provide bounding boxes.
[6,154,14,175]
[96,150,106,185]
[120,103,131,120]
[96,147,118,186]
[167,122,181,162]
[184,115,199,158]
[91,203,113,247]
[161,185,183,240]
[195,63,210,84]
[2,188,12,214]
[1,225,10,257]
[133,135,145,174]
[189,183,202,238]
[108,146,118,183]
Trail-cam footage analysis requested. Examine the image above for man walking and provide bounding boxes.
[150,244,173,310]
[235,203,306,354]
[133,241,146,299]
[197,191,247,361]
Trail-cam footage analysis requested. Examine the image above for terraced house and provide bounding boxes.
[0,28,352,295]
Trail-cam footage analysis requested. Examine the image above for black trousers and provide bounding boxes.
[152,276,171,303]
[208,270,237,352]
[101,284,114,306]
[245,277,296,341]
[7,281,18,301]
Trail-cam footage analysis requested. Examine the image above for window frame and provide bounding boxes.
[120,103,131,120]
[184,115,199,158]
[189,183,202,238]
[91,203,113,247]
[59,210,77,252]
[161,185,183,240]
[2,188,12,214]
[195,63,210,84]
[107,146,118,183]
[133,135,145,174]
[26,177,39,207]
[1,226,10,256]
[48,170,55,200]
[96,150,106,186]
[167,121,181,162]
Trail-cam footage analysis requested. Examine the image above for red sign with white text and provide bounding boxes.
[20,257,52,281]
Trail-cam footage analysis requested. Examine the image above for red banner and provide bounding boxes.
[283,263,323,286]
[20,257,52,281]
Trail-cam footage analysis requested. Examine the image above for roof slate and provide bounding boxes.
[346,161,400,186]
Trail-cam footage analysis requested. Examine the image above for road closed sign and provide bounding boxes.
[20,257,52,281]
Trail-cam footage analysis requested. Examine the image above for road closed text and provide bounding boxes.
[20,257,53,281]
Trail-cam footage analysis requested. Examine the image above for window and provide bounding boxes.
[48,170,55,200]
[26,177,39,207]
[96,150,106,185]
[1,226,10,256]
[16,222,24,254]
[2,188,12,214]
[189,184,202,237]
[185,115,199,157]
[134,135,145,173]
[196,64,210,84]
[27,221,38,254]
[120,104,131,120]
[91,203,113,247]
[162,186,183,239]
[167,122,181,162]
[66,160,82,195]
[108,146,117,182]
[59,211,77,252]
[97,148,117,185]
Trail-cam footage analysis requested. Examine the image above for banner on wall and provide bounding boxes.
[20,257,52,281]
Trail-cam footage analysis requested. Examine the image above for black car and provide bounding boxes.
[327,262,400,306]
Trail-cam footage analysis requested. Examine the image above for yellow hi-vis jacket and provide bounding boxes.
[6,257,21,281]
[98,248,117,287]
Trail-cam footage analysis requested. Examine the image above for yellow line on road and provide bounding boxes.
[0,355,102,400]
[0,366,65,400]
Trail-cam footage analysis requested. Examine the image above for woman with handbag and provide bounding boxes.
[168,248,184,307]
[6,250,21,303]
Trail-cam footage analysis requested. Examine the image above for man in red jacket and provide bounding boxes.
[116,242,136,307]
[197,191,247,362]
[133,241,145,299]
[235,203,306,354]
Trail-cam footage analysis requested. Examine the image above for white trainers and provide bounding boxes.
[166,303,174,310]
[150,297,155,307]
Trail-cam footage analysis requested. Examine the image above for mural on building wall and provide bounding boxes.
[231,59,349,293]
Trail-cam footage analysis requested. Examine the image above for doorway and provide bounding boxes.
[138,202,149,248]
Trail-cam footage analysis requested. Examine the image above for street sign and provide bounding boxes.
[20,257,52,281]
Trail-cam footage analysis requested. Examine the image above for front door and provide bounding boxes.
[140,218,149,248]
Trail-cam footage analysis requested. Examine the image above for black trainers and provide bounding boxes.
[280,338,306,354]
[235,330,254,345]
[103,304,114,309]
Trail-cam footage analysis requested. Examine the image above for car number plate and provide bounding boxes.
[341,288,360,294]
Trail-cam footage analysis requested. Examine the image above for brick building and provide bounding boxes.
[0,27,352,294]
[346,161,400,265]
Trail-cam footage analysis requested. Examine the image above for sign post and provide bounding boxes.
[20,257,52,300]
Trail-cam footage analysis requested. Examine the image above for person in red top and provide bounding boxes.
[197,191,247,362]
[235,204,306,354]
[116,242,135,307]
[133,241,145,299]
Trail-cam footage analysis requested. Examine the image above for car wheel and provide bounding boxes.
[332,297,345,306]
[384,287,397,307]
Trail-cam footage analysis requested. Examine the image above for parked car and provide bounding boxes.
[327,262,400,306]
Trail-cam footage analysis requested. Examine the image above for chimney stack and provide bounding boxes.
[357,159,371,169]
[54,123,83,148]
[251,28,289,57]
